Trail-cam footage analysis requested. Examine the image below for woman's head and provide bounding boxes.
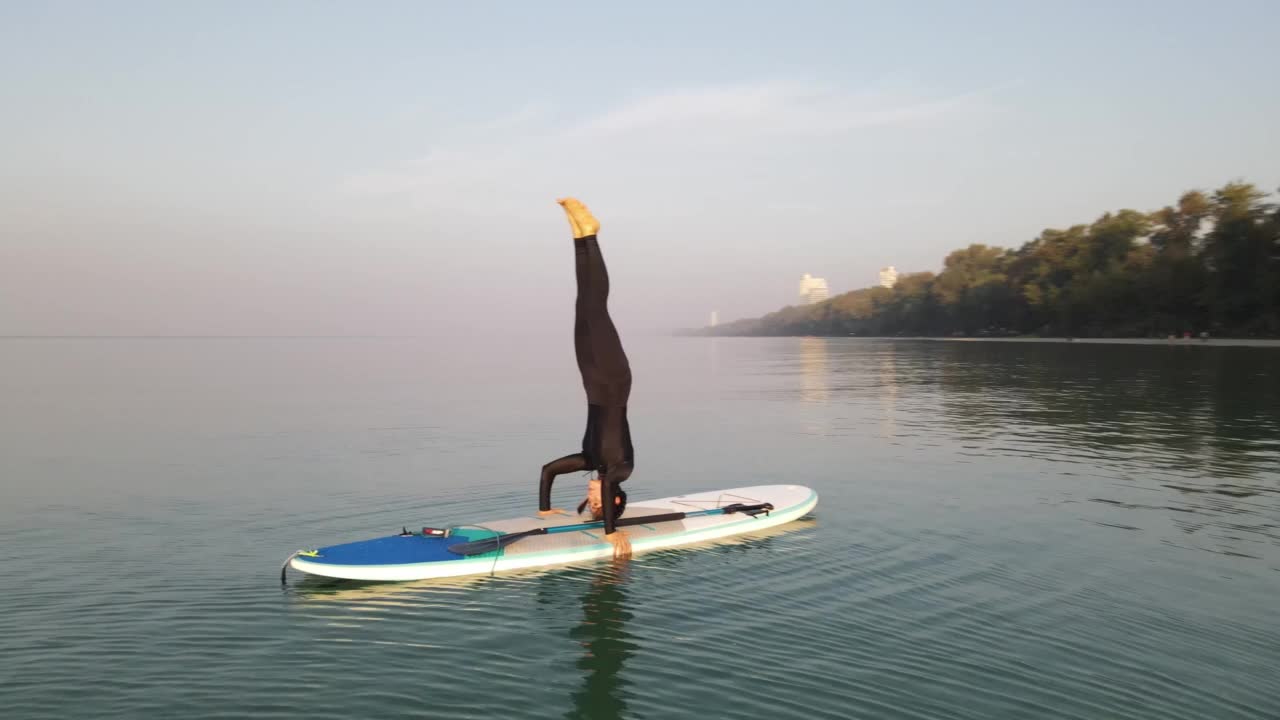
[580,477,627,520]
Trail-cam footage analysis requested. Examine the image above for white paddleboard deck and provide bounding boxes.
[288,484,817,581]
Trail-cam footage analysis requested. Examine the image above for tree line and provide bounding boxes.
[705,181,1280,338]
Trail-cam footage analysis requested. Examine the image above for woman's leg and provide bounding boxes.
[574,234,631,408]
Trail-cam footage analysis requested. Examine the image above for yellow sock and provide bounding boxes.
[556,197,600,238]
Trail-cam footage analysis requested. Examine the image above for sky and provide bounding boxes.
[2,0,1278,335]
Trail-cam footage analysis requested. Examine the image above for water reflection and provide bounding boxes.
[877,342,898,439]
[903,341,1279,561]
[798,337,828,403]
[927,342,1280,478]
[563,563,634,720]
[285,572,490,603]
[555,523,812,719]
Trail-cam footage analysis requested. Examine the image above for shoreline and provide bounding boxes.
[680,334,1280,348]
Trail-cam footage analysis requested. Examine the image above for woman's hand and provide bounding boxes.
[607,529,632,560]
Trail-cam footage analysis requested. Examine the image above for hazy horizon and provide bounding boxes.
[4,1,1279,337]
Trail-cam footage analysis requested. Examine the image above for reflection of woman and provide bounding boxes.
[537,198,634,559]
[565,568,633,720]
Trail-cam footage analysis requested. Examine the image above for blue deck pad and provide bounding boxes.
[310,530,495,566]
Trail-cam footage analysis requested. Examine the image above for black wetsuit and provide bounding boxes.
[538,234,634,534]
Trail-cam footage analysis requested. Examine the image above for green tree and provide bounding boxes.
[1147,191,1210,333]
[934,244,1018,334]
[1202,183,1276,333]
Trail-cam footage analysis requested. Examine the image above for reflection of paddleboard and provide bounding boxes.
[284,485,817,582]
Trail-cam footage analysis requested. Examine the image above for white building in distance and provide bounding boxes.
[879,266,899,289]
[799,273,830,305]
[709,310,719,327]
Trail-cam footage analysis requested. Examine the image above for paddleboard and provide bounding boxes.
[284,484,817,582]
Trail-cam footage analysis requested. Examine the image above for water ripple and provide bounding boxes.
[4,337,1280,718]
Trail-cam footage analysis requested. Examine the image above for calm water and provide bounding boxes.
[2,336,1279,719]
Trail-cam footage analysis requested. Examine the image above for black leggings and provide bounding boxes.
[539,235,634,533]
